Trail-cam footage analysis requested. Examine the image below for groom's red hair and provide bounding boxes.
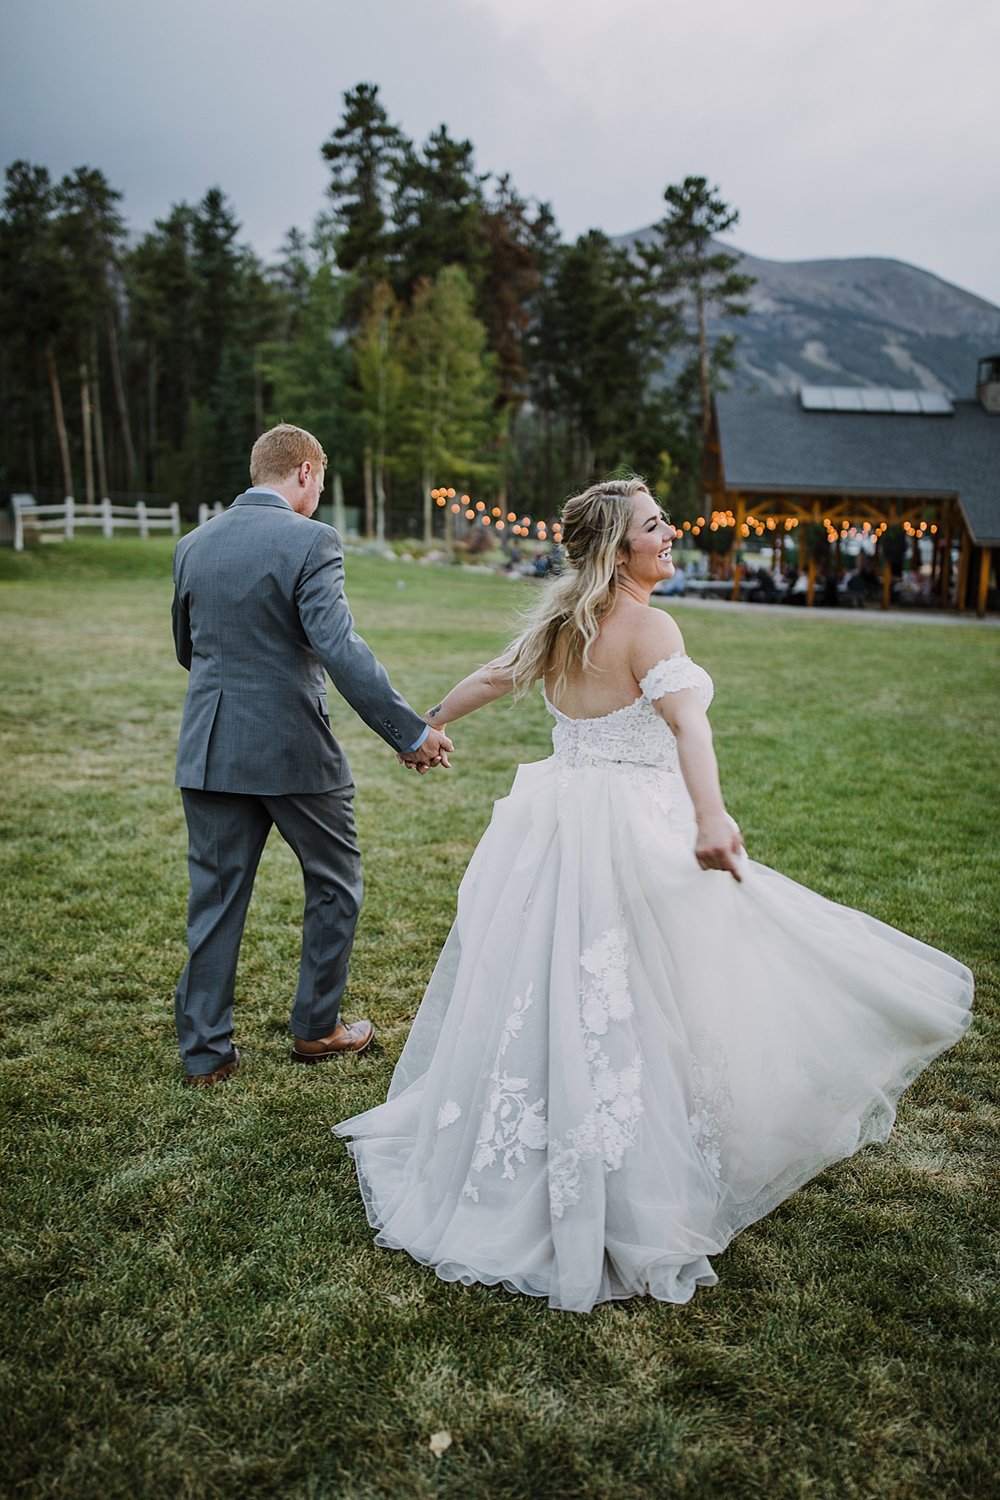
[250,424,327,485]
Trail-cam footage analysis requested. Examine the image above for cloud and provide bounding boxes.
[1,0,997,302]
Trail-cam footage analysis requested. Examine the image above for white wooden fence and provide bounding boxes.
[10,495,181,551]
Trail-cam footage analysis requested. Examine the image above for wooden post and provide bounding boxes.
[881,504,896,610]
[976,547,993,618]
[806,501,820,606]
[732,496,745,601]
[101,496,113,539]
[65,495,75,541]
[137,499,148,539]
[940,510,953,607]
[930,531,940,593]
[957,529,971,613]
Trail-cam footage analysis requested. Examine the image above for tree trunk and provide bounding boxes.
[27,402,39,495]
[374,451,387,545]
[253,347,264,432]
[147,345,158,486]
[91,329,109,498]
[543,406,553,503]
[46,343,74,498]
[697,284,711,442]
[106,307,137,490]
[362,446,375,538]
[332,468,346,535]
[80,357,95,506]
[373,310,391,545]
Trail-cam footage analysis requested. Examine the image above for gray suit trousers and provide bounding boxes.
[175,787,363,1075]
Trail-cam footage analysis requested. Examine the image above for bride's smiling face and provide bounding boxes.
[619,491,677,584]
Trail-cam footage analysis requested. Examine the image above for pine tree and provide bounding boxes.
[127,204,199,481]
[0,162,77,496]
[535,230,656,482]
[56,167,133,498]
[321,83,405,324]
[640,176,754,442]
[477,176,546,505]
[126,190,274,508]
[390,125,485,299]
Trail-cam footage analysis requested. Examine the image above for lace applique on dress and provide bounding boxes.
[549,926,644,1219]
[581,927,632,1031]
[462,984,547,1201]
[640,654,714,707]
[688,1031,733,1179]
[547,656,713,780]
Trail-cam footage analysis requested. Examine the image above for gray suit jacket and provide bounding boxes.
[172,491,426,794]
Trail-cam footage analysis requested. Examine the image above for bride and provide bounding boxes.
[335,478,974,1314]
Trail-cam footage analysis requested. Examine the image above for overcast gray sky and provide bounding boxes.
[3,0,998,305]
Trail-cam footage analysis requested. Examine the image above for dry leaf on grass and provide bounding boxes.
[428,1429,452,1459]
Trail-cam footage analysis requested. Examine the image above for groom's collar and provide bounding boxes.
[233,488,293,510]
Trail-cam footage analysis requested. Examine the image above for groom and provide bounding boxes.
[171,423,452,1086]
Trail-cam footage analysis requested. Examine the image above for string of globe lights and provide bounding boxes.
[431,494,936,552]
[432,488,562,546]
[679,513,939,547]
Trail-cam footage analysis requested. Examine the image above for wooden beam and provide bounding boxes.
[806,500,822,606]
[732,496,745,600]
[940,507,953,607]
[957,528,971,613]
[977,547,993,619]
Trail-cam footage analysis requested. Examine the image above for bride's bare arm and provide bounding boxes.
[653,689,745,881]
[424,660,517,731]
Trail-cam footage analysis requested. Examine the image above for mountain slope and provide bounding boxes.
[618,231,1000,398]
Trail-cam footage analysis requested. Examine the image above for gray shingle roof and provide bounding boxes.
[714,395,1000,545]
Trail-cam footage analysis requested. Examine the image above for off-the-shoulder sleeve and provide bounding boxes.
[640,654,714,706]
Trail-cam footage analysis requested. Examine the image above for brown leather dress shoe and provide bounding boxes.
[291,1019,375,1063]
[185,1048,241,1087]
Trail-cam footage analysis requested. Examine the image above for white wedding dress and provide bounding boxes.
[335,656,974,1313]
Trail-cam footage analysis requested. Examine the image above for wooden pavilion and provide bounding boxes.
[701,356,1000,616]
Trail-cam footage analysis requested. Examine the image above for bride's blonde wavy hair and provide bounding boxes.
[497,476,653,700]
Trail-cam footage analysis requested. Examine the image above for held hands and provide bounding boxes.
[398,724,453,774]
[695,814,745,882]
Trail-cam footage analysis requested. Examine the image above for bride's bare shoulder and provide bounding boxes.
[628,604,685,677]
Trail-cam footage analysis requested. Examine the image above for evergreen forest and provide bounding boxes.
[0,83,753,539]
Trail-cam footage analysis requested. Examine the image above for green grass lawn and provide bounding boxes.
[1,536,997,1500]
